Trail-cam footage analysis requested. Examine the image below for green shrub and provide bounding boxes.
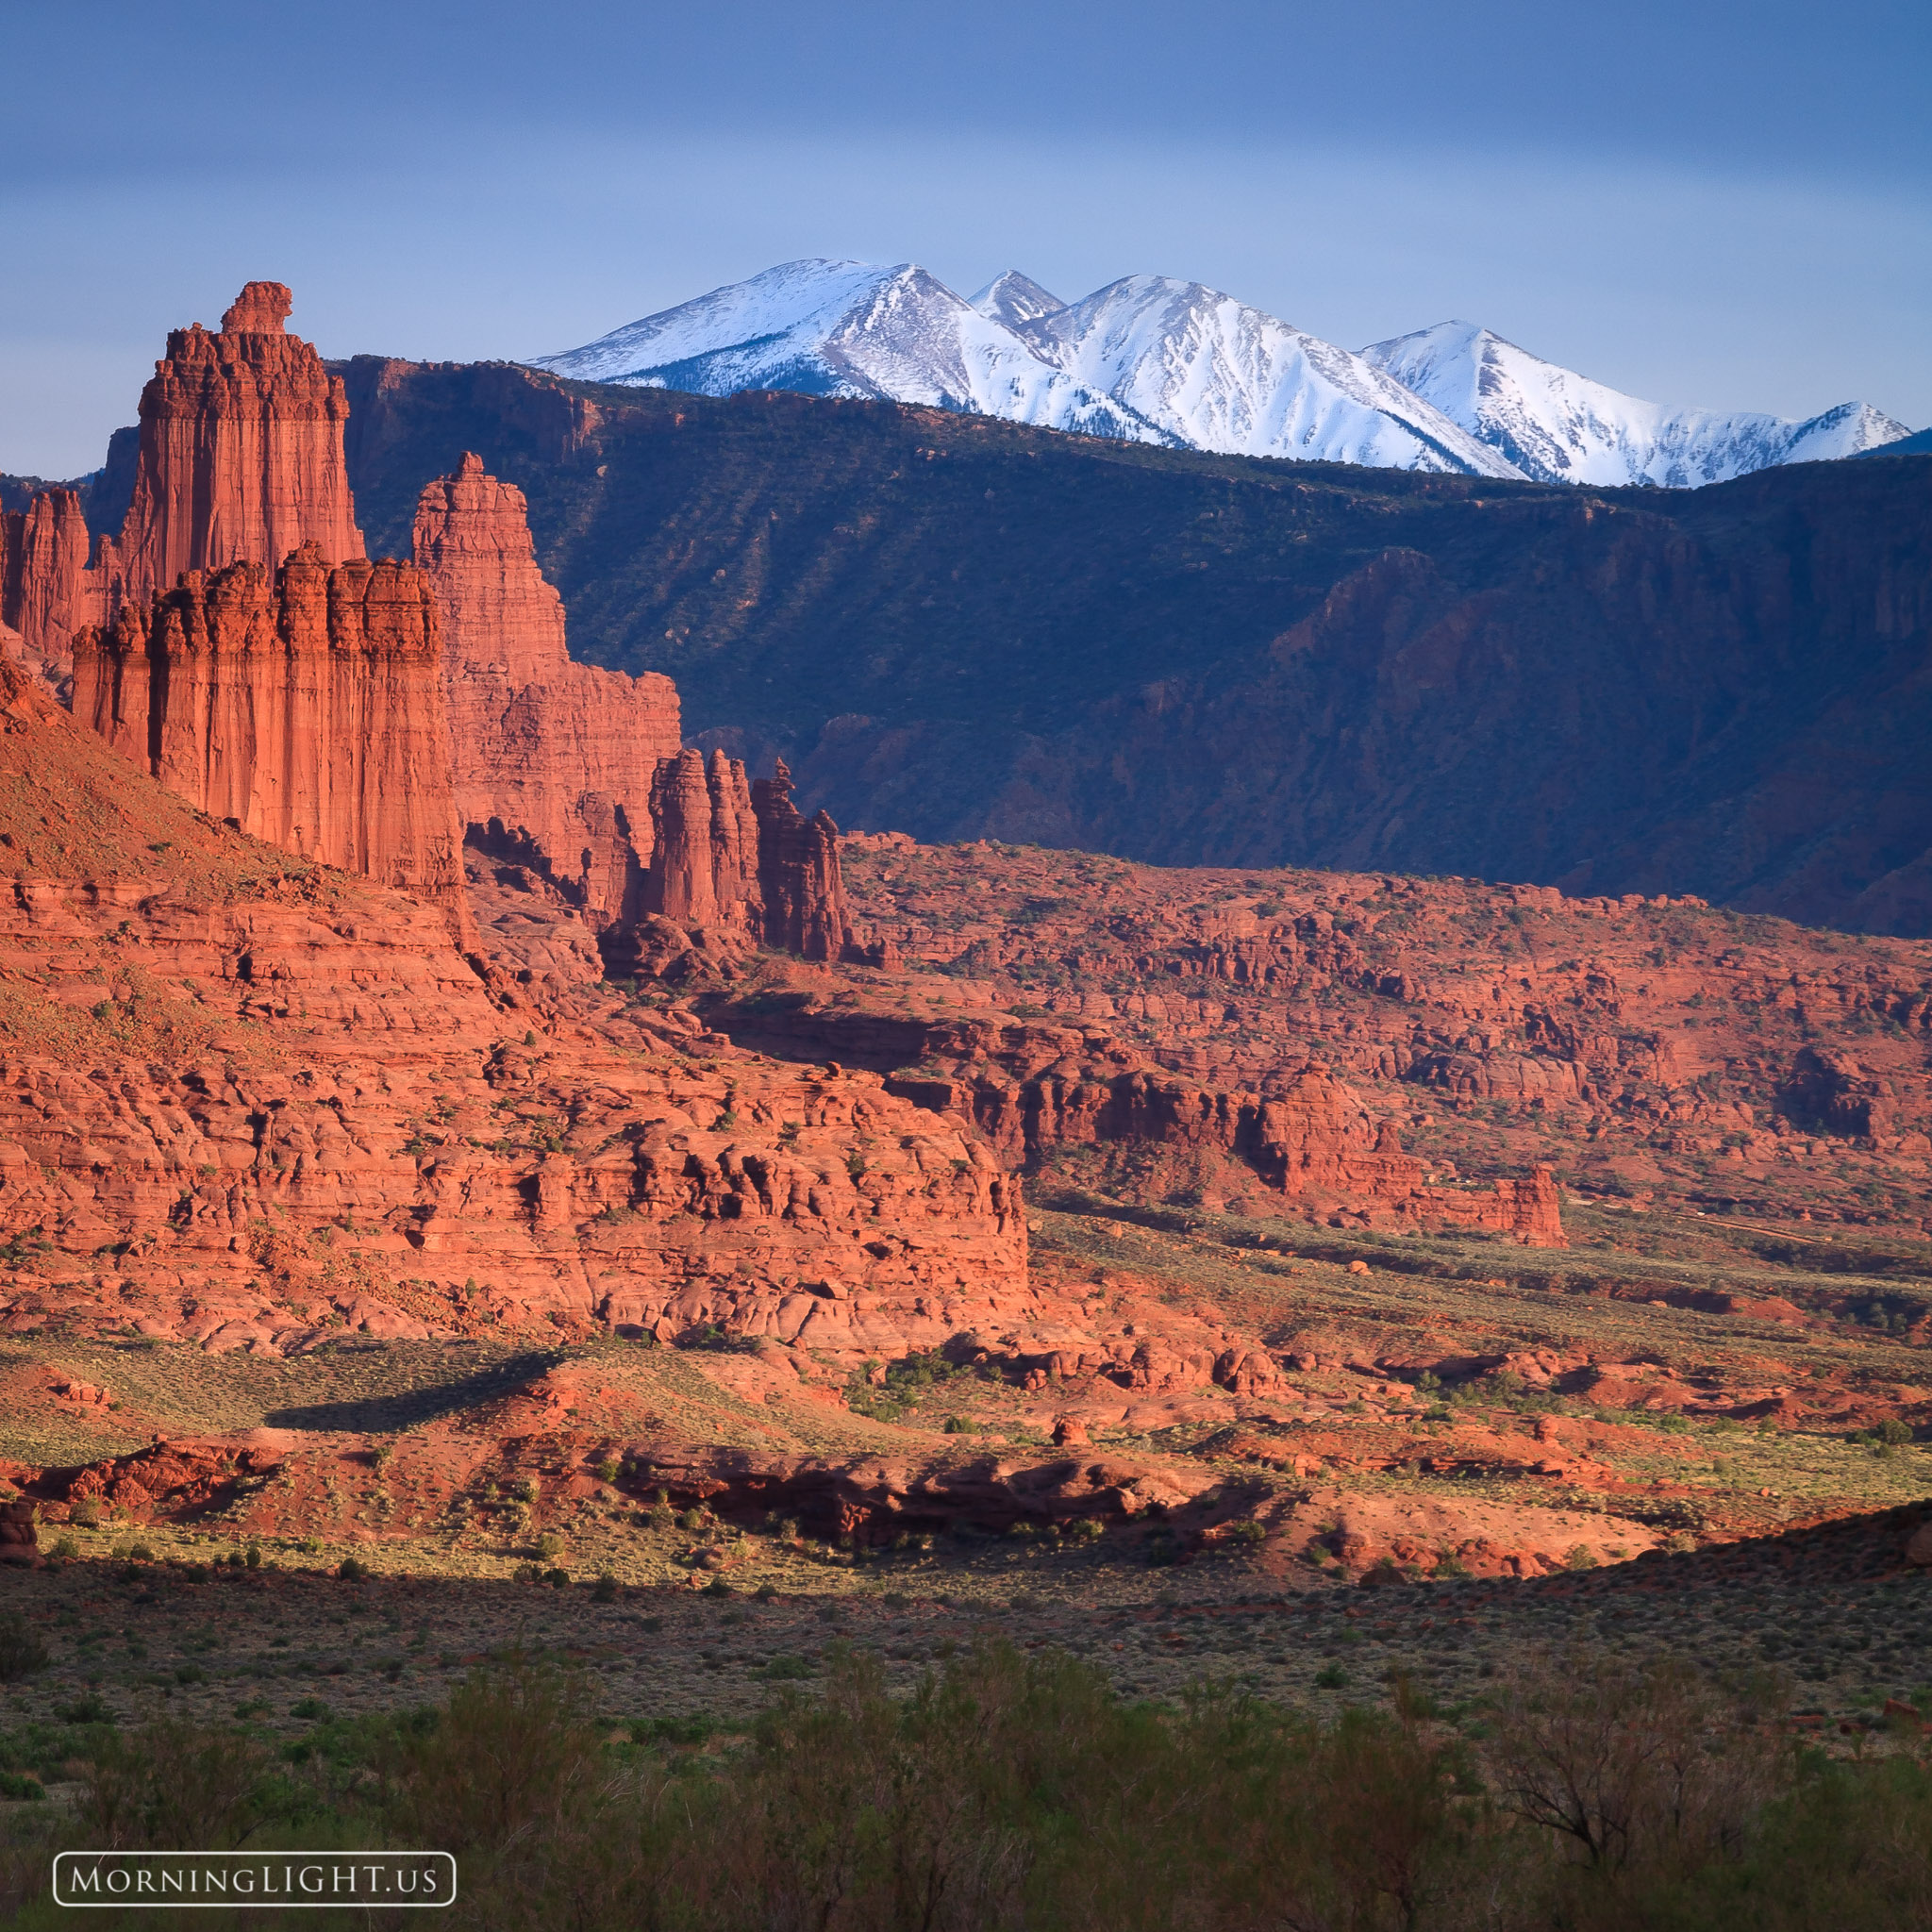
[758,1654,815,1682]
[0,1616,49,1683]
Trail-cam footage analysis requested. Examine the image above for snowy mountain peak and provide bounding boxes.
[1359,321,1912,488]
[531,261,1907,489]
[969,271,1067,332]
[530,258,1169,444]
[1021,276,1524,477]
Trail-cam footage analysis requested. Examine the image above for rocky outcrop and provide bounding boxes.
[1781,1047,1896,1141]
[0,487,96,680]
[413,454,679,918]
[90,282,365,618]
[724,980,1565,1244]
[71,544,469,934]
[1245,1066,1565,1243]
[753,758,848,959]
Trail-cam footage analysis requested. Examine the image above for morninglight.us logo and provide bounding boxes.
[53,1851,456,1909]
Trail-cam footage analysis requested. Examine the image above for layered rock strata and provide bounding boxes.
[70,544,469,932]
[90,283,365,617]
[413,454,680,917]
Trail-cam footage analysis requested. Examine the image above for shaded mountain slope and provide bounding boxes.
[333,358,1932,934]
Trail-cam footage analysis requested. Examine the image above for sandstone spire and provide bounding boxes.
[92,281,365,615]
[412,453,680,920]
[640,747,763,930]
[752,758,849,960]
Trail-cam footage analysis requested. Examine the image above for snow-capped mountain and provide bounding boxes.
[533,261,1912,488]
[528,259,1165,444]
[1358,321,1910,488]
[532,260,1517,476]
[1001,275,1523,478]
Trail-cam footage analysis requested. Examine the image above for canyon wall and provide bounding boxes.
[412,453,680,918]
[92,282,365,616]
[71,544,469,935]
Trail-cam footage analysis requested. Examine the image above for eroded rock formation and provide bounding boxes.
[0,658,1027,1353]
[413,454,680,917]
[641,747,759,927]
[753,758,848,959]
[0,487,95,680]
[71,544,469,933]
[722,980,1565,1244]
[819,833,1932,1234]
[87,283,365,620]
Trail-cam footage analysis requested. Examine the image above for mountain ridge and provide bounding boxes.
[532,258,1910,488]
[1360,319,1910,488]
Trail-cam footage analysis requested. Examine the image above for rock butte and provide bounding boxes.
[4,282,364,678]
[35,288,851,970]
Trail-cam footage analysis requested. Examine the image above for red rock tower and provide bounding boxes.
[92,282,365,614]
[412,453,680,920]
[642,747,761,928]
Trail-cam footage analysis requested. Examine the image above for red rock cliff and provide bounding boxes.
[71,543,469,934]
[0,488,98,680]
[91,282,365,616]
[412,454,680,918]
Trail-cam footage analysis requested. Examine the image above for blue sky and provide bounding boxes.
[5,0,1926,475]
